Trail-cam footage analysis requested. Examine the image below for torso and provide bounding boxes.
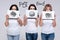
[25,19,38,33]
[41,20,55,34]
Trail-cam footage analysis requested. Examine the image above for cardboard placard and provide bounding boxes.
[42,11,55,20]
[7,10,20,19]
[26,10,38,19]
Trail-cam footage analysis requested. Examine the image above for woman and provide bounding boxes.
[24,4,38,40]
[39,4,56,40]
[4,4,22,40]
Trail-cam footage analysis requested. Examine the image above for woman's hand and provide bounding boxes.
[17,17,22,26]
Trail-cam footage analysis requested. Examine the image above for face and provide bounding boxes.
[12,6,17,10]
[30,6,35,10]
[46,7,50,11]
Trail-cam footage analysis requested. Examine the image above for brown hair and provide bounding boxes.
[43,4,52,11]
[28,4,37,10]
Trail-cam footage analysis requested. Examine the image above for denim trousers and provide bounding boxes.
[41,33,55,40]
[26,33,38,40]
[7,35,20,40]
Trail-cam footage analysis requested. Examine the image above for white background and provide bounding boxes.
[0,0,60,40]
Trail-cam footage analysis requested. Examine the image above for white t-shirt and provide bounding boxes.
[7,20,20,35]
[41,20,55,34]
[6,10,20,35]
[25,19,38,33]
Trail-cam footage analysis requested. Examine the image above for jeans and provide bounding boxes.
[41,33,55,40]
[26,33,38,40]
[7,35,20,40]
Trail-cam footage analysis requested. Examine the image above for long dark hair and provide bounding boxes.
[28,4,37,10]
[43,4,52,11]
[9,4,19,11]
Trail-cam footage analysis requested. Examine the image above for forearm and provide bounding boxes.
[4,20,9,27]
[52,19,56,27]
[24,20,27,26]
[35,18,38,27]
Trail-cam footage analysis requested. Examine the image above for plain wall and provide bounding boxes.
[0,0,60,40]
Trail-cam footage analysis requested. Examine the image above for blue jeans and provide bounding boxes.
[7,35,20,40]
[26,33,38,40]
[41,33,55,40]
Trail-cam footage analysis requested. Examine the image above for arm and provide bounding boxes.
[17,17,22,26]
[39,14,43,26]
[4,15,9,27]
[35,17,38,27]
[23,15,27,26]
[52,14,56,27]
